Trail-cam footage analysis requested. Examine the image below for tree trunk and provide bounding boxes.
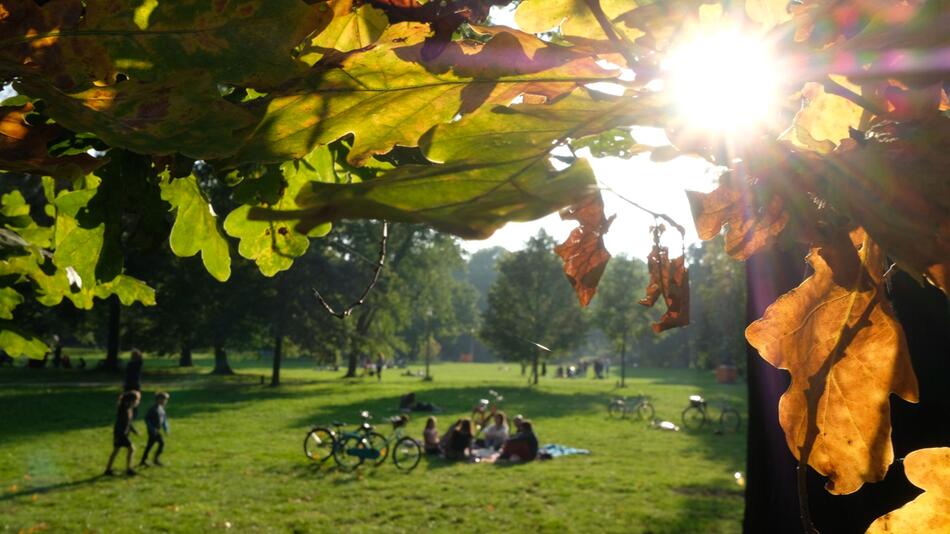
[178,343,193,367]
[103,295,121,371]
[271,329,283,387]
[271,276,285,387]
[531,350,539,385]
[520,361,526,375]
[619,331,627,388]
[211,344,234,375]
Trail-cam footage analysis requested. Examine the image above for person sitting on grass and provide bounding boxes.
[481,411,509,451]
[140,392,170,467]
[104,390,141,476]
[498,420,538,463]
[423,416,441,455]
[441,418,474,461]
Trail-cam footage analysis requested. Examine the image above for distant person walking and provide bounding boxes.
[124,349,144,392]
[376,354,384,382]
[104,390,141,476]
[140,392,170,467]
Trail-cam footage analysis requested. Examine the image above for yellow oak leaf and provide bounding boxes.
[746,228,919,494]
[866,447,950,533]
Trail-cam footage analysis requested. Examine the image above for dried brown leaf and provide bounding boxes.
[746,228,919,494]
[639,243,690,333]
[686,183,789,261]
[554,192,615,307]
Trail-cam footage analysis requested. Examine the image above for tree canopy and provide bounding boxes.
[1,0,948,530]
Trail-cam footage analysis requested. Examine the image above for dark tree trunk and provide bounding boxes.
[520,361,526,375]
[271,329,283,387]
[211,344,234,375]
[103,295,121,371]
[619,332,628,388]
[744,250,950,533]
[531,350,539,385]
[179,341,193,367]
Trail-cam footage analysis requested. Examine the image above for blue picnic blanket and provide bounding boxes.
[539,444,591,458]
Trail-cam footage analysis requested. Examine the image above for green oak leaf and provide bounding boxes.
[299,0,389,65]
[0,287,23,320]
[223,23,617,167]
[160,173,232,282]
[0,324,47,359]
[254,90,647,238]
[515,0,644,40]
[224,147,336,276]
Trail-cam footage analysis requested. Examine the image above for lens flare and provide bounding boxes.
[666,31,781,132]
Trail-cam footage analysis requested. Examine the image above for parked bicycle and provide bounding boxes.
[681,395,741,433]
[607,394,655,420]
[303,411,422,471]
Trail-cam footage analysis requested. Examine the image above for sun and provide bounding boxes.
[665,30,782,132]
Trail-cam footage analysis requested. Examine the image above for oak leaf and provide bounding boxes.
[639,242,690,333]
[866,447,950,533]
[687,182,789,261]
[0,103,102,179]
[746,228,919,494]
[554,192,616,307]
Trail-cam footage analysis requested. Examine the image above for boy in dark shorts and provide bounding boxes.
[104,390,141,476]
[140,392,170,467]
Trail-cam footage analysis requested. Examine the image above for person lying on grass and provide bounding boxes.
[497,420,538,463]
[140,392,170,467]
[104,390,141,476]
[441,418,474,460]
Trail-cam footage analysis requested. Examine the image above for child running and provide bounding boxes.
[104,390,141,476]
[140,392,170,467]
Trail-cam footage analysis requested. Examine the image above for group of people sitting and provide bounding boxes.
[421,410,538,463]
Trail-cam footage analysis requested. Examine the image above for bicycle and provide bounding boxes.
[681,395,741,433]
[607,394,655,420]
[304,411,421,471]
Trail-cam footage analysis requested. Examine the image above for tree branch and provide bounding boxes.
[599,185,687,238]
[582,0,640,71]
[313,221,389,319]
[822,76,885,117]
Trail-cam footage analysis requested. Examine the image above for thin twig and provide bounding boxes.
[599,185,686,238]
[822,76,886,117]
[582,0,640,71]
[313,221,389,319]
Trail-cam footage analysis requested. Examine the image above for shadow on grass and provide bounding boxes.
[0,381,333,440]
[0,474,108,502]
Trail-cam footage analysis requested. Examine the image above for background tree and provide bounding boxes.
[480,231,587,384]
[591,255,652,387]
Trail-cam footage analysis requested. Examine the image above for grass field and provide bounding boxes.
[0,356,747,533]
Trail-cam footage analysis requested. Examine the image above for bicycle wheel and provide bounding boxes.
[636,401,655,421]
[607,402,625,419]
[392,437,422,472]
[333,435,366,472]
[367,431,389,466]
[719,409,741,433]
[682,406,707,430]
[303,427,335,463]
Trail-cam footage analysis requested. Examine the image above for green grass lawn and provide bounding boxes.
[0,356,747,533]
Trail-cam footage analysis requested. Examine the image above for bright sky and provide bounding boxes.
[460,133,720,260]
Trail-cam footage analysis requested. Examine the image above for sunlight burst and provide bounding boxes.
[666,31,781,132]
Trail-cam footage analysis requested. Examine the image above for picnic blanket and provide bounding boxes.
[539,444,591,458]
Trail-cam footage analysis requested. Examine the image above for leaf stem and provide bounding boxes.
[822,77,885,117]
[598,184,686,238]
[582,0,640,71]
[313,221,389,319]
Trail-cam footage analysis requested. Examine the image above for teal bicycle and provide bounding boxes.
[304,411,421,471]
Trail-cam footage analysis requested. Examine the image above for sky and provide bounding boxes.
[459,134,721,260]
